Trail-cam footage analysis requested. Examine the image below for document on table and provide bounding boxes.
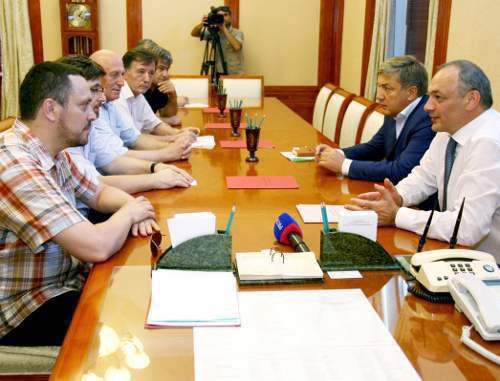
[219,140,274,149]
[226,176,299,189]
[280,151,315,162]
[147,269,240,327]
[184,103,209,108]
[296,203,351,223]
[205,122,248,129]
[194,289,421,381]
[192,135,216,149]
[167,212,216,248]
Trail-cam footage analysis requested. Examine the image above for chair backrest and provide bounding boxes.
[357,107,385,144]
[0,117,15,133]
[322,88,355,142]
[338,96,373,148]
[170,75,210,107]
[312,84,335,132]
[220,75,264,108]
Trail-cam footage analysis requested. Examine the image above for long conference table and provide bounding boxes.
[50,98,500,380]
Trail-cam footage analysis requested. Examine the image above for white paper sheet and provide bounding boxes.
[167,212,216,248]
[194,289,421,381]
[184,103,209,108]
[280,151,315,162]
[147,269,240,327]
[296,204,352,223]
[328,270,363,279]
[192,135,216,149]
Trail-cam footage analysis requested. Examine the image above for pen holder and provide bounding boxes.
[229,108,242,137]
[319,230,399,271]
[156,230,232,271]
[216,94,227,117]
[245,128,260,162]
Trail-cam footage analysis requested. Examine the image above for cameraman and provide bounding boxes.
[191,6,244,75]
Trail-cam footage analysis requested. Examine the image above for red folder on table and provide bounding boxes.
[203,107,229,114]
[205,123,248,129]
[219,140,274,148]
[226,176,299,189]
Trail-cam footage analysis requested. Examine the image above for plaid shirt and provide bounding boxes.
[0,120,99,338]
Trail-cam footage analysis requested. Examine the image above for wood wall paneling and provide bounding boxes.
[28,0,44,63]
[127,0,143,49]
[317,0,344,87]
[265,86,319,123]
[224,0,239,29]
[432,0,452,74]
[360,0,375,96]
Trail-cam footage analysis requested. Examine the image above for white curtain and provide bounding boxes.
[364,0,392,100]
[424,0,439,75]
[0,0,34,119]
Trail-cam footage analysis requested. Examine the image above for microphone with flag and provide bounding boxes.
[273,213,310,252]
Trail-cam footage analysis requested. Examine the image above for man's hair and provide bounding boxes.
[377,55,428,97]
[56,54,105,80]
[214,5,231,15]
[135,39,173,66]
[438,60,493,108]
[20,61,83,120]
[122,48,156,69]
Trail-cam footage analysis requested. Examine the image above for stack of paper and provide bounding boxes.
[167,212,216,247]
[280,151,315,162]
[296,204,351,223]
[192,135,216,149]
[236,250,323,282]
[147,269,240,327]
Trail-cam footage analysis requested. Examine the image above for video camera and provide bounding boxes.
[203,6,227,28]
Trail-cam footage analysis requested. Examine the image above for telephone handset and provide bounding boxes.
[449,273,500,340]
[409,248,500,293]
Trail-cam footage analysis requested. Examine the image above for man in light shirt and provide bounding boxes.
[316,55,434,184]
[347,60,500,260]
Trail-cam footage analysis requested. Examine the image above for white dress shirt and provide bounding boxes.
[395,108,500,260]
[113,81,162,134]
[341,97,422,175]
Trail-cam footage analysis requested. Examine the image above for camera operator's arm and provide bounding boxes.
[191,16,207,37]
[220,24,242,52]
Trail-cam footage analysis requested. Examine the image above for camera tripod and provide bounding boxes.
[200,26,228,83]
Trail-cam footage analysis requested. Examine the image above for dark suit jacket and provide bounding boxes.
[342,96,434,184]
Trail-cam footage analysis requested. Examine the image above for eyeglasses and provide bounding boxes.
[90,85,104,95]
[269,247,285,264]
[150,232,167,270]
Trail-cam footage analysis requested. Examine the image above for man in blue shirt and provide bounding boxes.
[316,55,434,185]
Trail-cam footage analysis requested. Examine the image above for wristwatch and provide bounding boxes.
[150,162,159,173]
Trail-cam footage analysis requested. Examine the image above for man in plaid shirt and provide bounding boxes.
[0,62,158,346]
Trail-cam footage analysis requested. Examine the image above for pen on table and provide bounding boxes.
[225,205,236,235]
[320,202,330,233]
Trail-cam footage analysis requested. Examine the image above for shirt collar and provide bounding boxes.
[394,97,422,122]
[14,119,56,171]
[451,108,493,146]
[121,81,136,100]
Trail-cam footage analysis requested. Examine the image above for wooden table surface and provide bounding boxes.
[50,98,500,380]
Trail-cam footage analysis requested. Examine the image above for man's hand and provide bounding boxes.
[158,80,176,95]
[131,218,160,237]
[184,127,200,136]
[315,144,345,174]
[122,196,156,224]
[153,165,194,189]
[345,179,403,226]
[160,139,192,161]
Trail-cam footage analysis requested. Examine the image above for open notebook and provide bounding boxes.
[236,250,324,284]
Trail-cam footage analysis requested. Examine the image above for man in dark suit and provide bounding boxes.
[316,55,434,185]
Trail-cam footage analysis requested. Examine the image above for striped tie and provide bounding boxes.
[442,137,457,211]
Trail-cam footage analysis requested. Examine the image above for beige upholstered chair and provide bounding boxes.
[357,107,385,144]
[220,75,264,108]
[312,84,335,132]
[170,75,210,108]
[338,96,373,148]
[322,88,354,142]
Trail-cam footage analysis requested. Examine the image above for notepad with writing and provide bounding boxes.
[236,251,324,284]
[226,176,298,189]
[219,140,274,148]
[205,122,247,129]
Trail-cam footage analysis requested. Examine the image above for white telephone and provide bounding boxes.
[449,273,500,364]
[409,248,500,293]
